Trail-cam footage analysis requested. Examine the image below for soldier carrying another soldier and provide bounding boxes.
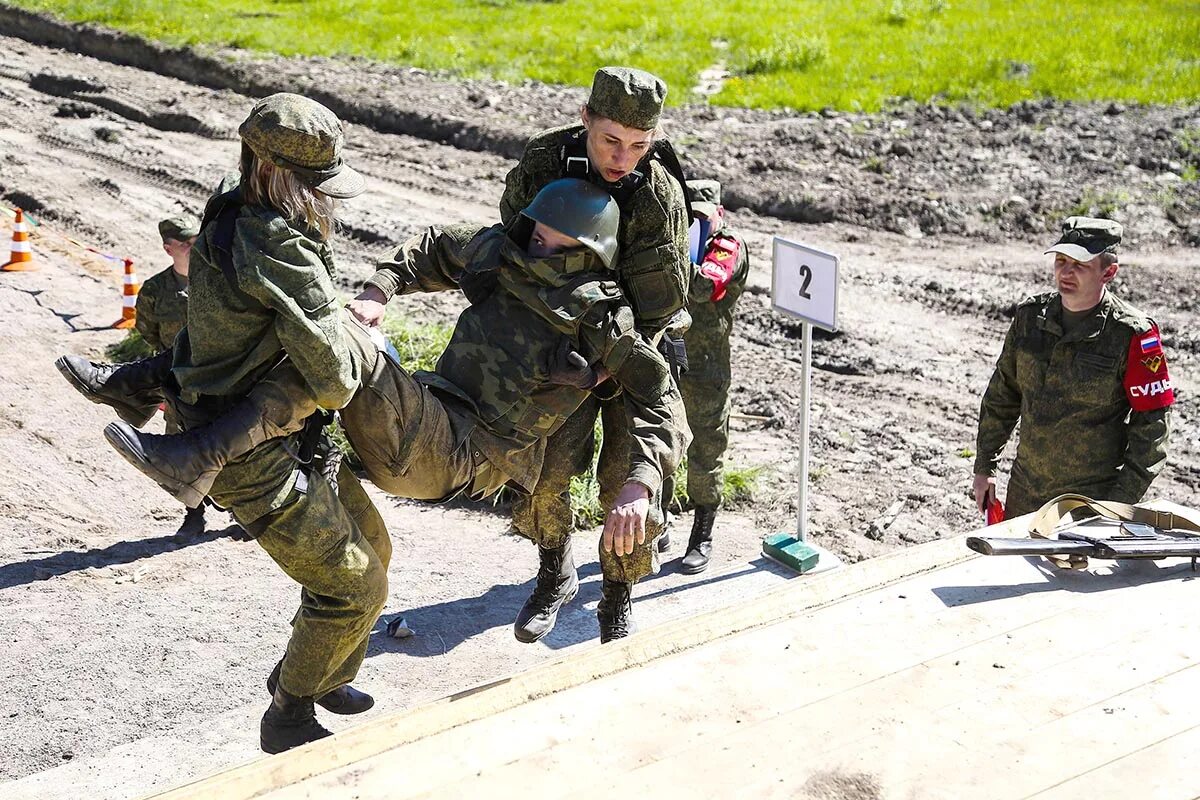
[477,65,693,644]
[59,177,687,656]
[972,216,1174,527]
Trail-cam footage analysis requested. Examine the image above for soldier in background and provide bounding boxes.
[665,179,750,574]
[136,215,204,534]
[973,217,1174,523]
[493,66,693,644]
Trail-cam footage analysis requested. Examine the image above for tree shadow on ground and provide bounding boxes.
[0,523,244,590]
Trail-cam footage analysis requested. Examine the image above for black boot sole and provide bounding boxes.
[260,720,333,754]
[680,558,711,575]
[513,577,579,644]
[55,357,157,428]
[104,422,207,508]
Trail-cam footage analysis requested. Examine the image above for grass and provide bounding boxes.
[106,328,155,362]
[14,0,1200,111]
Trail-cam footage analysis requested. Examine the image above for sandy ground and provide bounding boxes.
[0,27,1198,800]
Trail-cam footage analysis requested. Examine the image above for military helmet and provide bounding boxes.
[520,178,619,269]
[238,93,365,199]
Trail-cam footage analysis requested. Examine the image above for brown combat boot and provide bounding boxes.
[597,579,636,643]
[513,539,579,643]
[104,399,277,507]
[259,686,332,755]
[681,506,716,574]
[55,349,173,428]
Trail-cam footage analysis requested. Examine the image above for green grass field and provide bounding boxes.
[15,0,1200,111]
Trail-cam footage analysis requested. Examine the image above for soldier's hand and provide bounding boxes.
[347,286,388,328]
[547,339,598,390]
[602,481,650,556]
[972,474,997,514]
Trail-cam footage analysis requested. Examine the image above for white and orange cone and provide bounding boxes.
[112,257,140,329]
[2,208,37,271]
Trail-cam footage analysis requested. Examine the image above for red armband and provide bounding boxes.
[1123,325,1174,411]
[698,235,740,302]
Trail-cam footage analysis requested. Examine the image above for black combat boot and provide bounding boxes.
[597,579,636,643]
[103,399,276,508]
[55,349,173,428]
[259,686,333,754]
[656,515,672,553]
[267,659,374,716]
[176,504,206,536]
[513,539,579,643]
[681,506,717,575]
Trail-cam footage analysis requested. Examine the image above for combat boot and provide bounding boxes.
[597,579,636,643]
[267,659,374,716]
[176,505,206,536]
[104,399,276,508]
[259,686,332,755]
[55,349,173,428]
[513,539,579,643]
[681,506,717,575]
[656,513,672,553]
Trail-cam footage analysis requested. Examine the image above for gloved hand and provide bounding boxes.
[547,339,598,390]
[698,241,738,302]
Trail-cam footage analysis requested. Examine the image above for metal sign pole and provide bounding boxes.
[763,236,842,573]
[797,321,812,542]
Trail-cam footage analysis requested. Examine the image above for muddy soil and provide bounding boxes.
[0,20,1198,800]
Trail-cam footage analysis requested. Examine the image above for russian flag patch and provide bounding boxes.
[1140,334,1160,353]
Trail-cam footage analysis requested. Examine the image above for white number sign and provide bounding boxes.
[771,237,839,331]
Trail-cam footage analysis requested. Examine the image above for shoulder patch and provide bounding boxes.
[1124,323,1174,411]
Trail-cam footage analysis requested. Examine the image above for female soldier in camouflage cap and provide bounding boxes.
[57,92,384,755]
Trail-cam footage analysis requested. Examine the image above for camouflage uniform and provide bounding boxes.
[677,224,750,509]
[135,267,190,354]
[974,290,1173,517]
[168,94,385,703]
[499,67,691,583]
[354,222,686,519]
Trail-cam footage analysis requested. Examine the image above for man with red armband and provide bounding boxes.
[665,179,750,573]
[972,216,1174,522]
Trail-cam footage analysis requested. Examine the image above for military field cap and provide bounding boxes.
[238,93,365,199]
[586,66,667,130]
[686,179,722,218]
[158,214,200,242]
[1044,216,1122,262]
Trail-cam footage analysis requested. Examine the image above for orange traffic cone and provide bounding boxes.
[113,257,140,329]
[2,208,37,271]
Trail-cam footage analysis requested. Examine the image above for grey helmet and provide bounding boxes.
[520,178,619,269]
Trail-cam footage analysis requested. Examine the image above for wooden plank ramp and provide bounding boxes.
[146,508,1200,800]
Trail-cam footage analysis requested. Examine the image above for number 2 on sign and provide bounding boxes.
[798,264,813,299]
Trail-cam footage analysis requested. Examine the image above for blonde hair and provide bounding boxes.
[240,144,337,240]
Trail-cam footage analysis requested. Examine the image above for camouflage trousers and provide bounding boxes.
[676,366,732,510]
[1004,459,1122,518]
[510,394,667,584]
[206,439,390,700]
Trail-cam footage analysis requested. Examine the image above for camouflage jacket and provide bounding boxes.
[172,179,358,410]
[499,123,690,336]
[366,223,681,494]
[135,265,189,352]
[974,290,1172,504]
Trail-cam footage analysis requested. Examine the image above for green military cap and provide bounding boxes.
[686,179,722,218]
[238,93,365,199]
[586,66,667,130]
[1045,216,1122,262]
[158,214,200,242]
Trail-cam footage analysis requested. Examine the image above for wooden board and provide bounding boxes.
[147,504,1200,800]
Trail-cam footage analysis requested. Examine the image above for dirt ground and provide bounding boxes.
[0,18,1198,800]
